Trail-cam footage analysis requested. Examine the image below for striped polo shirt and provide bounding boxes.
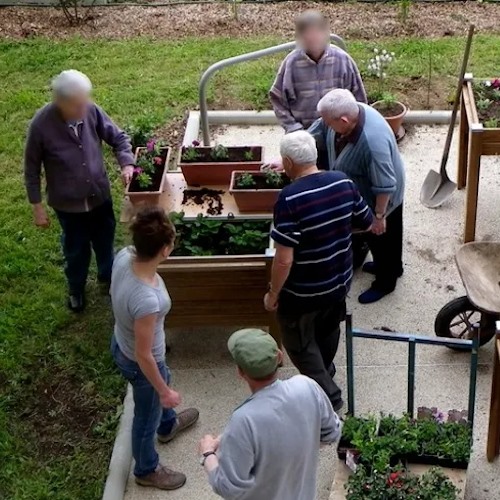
[271,171,373,313]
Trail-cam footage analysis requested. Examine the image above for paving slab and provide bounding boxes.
[121,125,500,500]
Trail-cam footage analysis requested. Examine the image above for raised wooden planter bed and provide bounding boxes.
[457,74,500,242]
[178,145,263,186]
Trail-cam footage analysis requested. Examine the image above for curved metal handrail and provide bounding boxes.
[198,34,347,145]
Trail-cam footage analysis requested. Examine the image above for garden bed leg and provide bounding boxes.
[463,129,482,242]
[487,330,500,461]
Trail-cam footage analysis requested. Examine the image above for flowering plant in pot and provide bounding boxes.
[126,139,170,206]
[473,78,500,128]
[367,48,407,138]
[229,170,290,213]
[178,140,264,186]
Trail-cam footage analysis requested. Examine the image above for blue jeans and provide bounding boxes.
[111,336,177,477]
[55,199,116,294]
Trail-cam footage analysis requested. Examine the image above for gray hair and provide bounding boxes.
[52,70,92,98]
[317,89,358,120]
[280,130,318,166]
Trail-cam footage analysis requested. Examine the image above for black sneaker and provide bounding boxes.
[67,293,85,313]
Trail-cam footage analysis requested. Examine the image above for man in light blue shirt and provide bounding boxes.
[310,89,406,303]
[199,328,341,500]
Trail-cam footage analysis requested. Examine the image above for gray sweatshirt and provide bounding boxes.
[208,375,341,500]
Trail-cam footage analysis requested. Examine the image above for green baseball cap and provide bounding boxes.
[227,328,279,379]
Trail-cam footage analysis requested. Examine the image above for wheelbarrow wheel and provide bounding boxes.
[435,296,496,349]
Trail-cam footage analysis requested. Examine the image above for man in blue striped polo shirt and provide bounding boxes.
[264,131,373,411]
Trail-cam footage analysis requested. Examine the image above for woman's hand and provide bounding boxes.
[160,388,182,408]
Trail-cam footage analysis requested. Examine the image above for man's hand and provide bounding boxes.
[199,434,220,455]
[160,388,181,409]
[264,291,279,312]
[371,218,386,236]
[121,165,135,186]
[261,158,283,172]
[33,203,50,228]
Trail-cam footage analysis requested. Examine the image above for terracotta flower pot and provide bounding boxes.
[126,146,171,206]
[178,146,263,186]
[372,101,408,137]
[229,171,287,212]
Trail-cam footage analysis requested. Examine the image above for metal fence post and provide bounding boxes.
[407,337,416,417]
[198,35,347,145]
[468,325,480,426]
[345,313,355,416]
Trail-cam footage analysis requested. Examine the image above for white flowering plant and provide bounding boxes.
[367,48,397,105]
[473,78,500,128]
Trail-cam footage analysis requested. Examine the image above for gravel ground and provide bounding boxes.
[1,2,500,40]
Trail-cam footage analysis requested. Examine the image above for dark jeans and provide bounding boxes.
[55,199,116,294]
[365,203,404,293]
[111,336,177,477]
[277,300,346,407]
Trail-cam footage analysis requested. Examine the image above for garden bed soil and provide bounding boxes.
[181,188,224,216]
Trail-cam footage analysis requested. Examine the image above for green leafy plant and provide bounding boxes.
[181,140,202,162]
[477,98,492,112]
[265,170,284,188]
[130,139,166,191]
[169,212,269,256]
[399,0,412,25]
[136,171,152,189]
[236,172,257,189]
[243,150,254,161]
[125,114,158,150]
[210,144,230,161]
[485,117,499,128]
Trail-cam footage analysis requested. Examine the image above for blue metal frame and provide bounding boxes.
[345,314,479,425]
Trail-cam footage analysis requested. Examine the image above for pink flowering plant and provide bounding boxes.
[181,140,202,162]
[474,78,500,128]
[133,139,166,189]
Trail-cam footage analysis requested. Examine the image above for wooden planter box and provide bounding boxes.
[157,246,280,345]
[178,146,263,186]
[458,74,500,242]
[229,171,283,212]
[126,147,170,206]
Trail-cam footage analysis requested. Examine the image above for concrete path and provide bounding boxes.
[122,125,500,500]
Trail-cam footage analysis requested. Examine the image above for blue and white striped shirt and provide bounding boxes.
[271,171,373,312]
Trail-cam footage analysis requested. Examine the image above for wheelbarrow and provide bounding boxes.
[435,242,500,349]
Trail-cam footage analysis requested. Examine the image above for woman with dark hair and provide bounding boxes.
[110,206,199,491]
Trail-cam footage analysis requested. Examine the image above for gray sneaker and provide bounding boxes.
[158,408,200,444]
[135,464,186,490]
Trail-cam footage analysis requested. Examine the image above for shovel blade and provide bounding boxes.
[420,169,457,208]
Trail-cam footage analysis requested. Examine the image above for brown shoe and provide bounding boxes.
[135,464,186,490]
[158,408,200,444]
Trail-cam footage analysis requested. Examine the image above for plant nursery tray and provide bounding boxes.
[120,172,274,223]
[329,462,466,500]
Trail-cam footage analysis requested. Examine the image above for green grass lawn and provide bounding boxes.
[1,34,499,500]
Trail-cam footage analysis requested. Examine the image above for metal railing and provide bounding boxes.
[198,34,347,145]
[345,314,479,425]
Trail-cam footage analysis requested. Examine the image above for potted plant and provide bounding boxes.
[126,139,170,206]
[473,78,500,129]
[338,415,377,461]
[367,48,408,138]
[178,140,264,186]
[229,170,290,212]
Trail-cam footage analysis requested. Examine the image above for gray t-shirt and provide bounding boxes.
[110,247,171,362]
[208,375,341,500]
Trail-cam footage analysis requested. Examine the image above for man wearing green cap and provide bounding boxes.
[199,328,341,500]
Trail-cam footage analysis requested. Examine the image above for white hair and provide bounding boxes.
[52,70,92,98]
[317,89,359,119]
[280,130,318,166]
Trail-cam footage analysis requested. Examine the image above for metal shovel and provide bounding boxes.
[420,25,475,208]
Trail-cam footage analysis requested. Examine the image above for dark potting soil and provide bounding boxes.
[233,172,290,191]
[128,149,169,193]
[181,188,224,216]
[181,146,263,163]
[373,101,405,118]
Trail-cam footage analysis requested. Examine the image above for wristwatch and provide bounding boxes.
[375,212,386,220]
[200,450,217,466]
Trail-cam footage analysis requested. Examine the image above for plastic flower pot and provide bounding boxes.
[405,453,469,470]
[371,101,408,137]
[126,147,171,206]
[229,171,288,213]
[178,146,263,186]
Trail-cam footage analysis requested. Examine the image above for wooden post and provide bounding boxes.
[487,334,500,462]
[463,125,482,243]
[457,92,469,190]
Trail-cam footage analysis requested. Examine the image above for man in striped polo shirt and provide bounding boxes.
[264,131,373,411]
